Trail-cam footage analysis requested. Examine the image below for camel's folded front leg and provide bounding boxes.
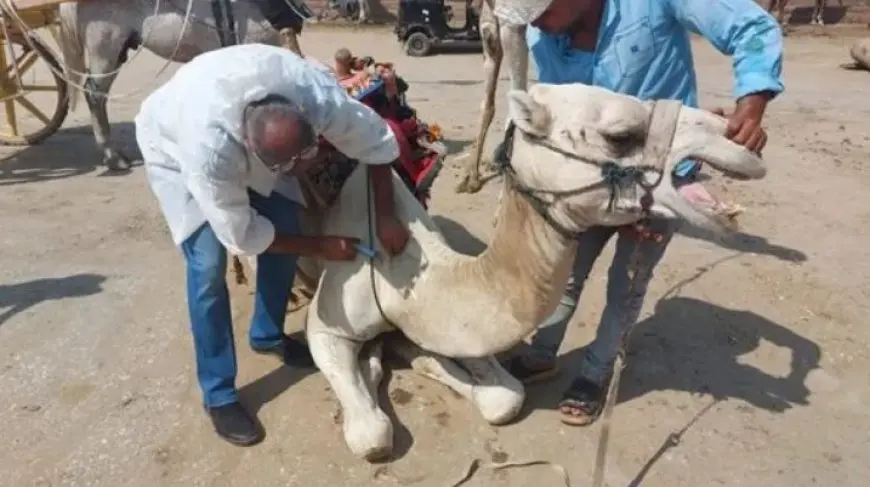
[307,329,393,461]
[389,336,525,425]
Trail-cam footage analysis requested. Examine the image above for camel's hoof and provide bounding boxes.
[344,409,393,461]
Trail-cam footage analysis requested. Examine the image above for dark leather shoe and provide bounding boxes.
[252,334,316,368]
[206,402,263,446]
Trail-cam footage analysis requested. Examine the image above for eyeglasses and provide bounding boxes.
[249,142,320,174]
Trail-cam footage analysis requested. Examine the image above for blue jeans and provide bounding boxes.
[180,191,300,408]
[526,218,679,385]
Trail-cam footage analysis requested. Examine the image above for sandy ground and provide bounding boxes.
[2,26,870,487]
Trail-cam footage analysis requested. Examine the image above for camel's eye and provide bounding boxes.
[603,131,644,155]
[604,132,642,145]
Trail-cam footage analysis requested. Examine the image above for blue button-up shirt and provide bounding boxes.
[527,0,784,177]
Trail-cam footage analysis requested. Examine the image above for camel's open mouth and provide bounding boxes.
[676,180,745,231]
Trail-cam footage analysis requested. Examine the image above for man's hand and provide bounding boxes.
[377,215,409,256]
[715,92,773,154]
[367,164,408,256]
[315,236,360,261]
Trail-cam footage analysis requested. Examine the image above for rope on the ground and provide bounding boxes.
[449,458,570,487]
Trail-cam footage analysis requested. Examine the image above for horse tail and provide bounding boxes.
[58,3,86,111]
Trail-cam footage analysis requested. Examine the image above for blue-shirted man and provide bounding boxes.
[494,0,784,425]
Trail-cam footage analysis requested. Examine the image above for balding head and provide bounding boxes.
[243,95,316,172]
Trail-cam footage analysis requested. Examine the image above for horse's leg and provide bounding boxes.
[83,35,137,170]
[813,0,827,25]
[389,335,525,425]
[455,17,501,194]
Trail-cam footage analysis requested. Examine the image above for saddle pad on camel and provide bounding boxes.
[299,149,358,210]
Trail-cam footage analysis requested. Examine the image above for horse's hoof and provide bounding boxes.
[455,175,483,194]
[104,151,133,172]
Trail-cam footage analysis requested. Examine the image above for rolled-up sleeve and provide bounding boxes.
[182,131,275,256]
[668,0,785,100]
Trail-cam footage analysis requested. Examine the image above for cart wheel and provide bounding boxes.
[404,32,433,57]
[0,36,70,146]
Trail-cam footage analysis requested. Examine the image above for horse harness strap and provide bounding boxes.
[211,0,239,47]
[493,99,683,242]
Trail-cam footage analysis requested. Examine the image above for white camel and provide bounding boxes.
[58,0,310,170]
[294,83,767,460]
[456,0,528,194]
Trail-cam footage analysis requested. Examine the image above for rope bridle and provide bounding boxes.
[492,99,682,241]
[362,99,683,486]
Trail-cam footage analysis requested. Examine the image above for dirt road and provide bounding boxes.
[1,27,868,487]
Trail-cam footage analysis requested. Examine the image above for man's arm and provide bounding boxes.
[668,0,783,151]
[668,0,784,101]
[275,61,408,254]
[182,131,325,257]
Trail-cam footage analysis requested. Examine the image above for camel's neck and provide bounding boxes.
[395,181,587,358]
[474,184,581,328]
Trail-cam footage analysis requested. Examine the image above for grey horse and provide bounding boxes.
[58,0,311,169]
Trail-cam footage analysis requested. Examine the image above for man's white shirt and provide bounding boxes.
[135,44,399,256]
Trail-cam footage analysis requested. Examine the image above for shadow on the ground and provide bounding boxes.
[238,331,316,414]
[374,363,416,462]
[0,123,141,187]
[520,296,821,418]
[678,225,808,263]
[431,214,487,256]
[0,273,108,327]
[237,331,415,459]
[441,138,474,156]
[425,217,819,416]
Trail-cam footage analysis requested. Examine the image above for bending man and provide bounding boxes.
[135,44,409,446]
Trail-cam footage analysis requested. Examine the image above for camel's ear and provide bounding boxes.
[507,90,551,137]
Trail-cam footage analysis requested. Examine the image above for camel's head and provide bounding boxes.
[504,84,767,235]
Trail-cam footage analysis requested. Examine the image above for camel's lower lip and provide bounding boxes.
[677,181,745,228]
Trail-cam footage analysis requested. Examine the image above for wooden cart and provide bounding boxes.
[0,0,69,145]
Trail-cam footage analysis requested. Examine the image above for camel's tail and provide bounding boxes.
[58,3,86,111]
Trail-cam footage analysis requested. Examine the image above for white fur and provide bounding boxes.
[303,83,767,460]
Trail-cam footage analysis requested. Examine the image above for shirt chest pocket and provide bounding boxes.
[610,19,657,78]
